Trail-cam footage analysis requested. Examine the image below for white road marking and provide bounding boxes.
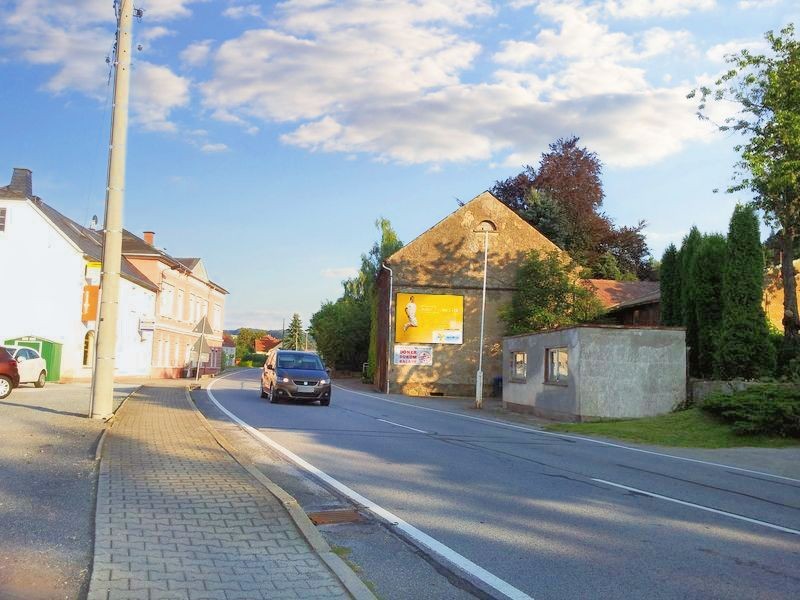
[335,384,800,485]
[377,418,428,434]
[593,479,800,536]
[207,373,535,600]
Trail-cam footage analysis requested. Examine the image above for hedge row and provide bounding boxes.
[702,384,800,437]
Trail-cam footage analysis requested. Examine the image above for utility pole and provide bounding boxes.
[90,0,135,420]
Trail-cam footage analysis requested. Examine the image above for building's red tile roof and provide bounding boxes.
[254,335,281,353]
[582,279,660,310]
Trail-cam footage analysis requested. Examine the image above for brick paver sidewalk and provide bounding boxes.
[88,386,350,600]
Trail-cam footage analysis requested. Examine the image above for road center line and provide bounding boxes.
[377,418,428,434]
[207,373,535,600]
[592,479,800,536]
[334,384,800,485]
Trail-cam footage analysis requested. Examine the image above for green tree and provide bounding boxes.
[680,227,703,376]
[691,25,800,341]
[310,299,371,370]
[361,219,403,380]
[492,137,652,278]
[234,328,267,359]
[500,250,603,335]
[659,244,681,326]
[715,205,776,378]
[283,314,304,351]
[312,218,403,380]
[691,234,727,378]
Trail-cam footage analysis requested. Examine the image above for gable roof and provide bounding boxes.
[30,198,159,292]
[384,191,570,289]
[583,279,660,310]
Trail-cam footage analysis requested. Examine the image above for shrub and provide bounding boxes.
[240,353,266,367]
[702,384,800,437]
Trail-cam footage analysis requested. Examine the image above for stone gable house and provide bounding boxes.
[375,191,570,397]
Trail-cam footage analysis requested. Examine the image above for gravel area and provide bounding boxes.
[0,383,135,600]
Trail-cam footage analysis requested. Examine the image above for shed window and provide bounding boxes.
[545,347,568,384]
[0,207,6,232]
[511,351,527,381]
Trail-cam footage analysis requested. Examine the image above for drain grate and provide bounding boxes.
[307,509,363,525]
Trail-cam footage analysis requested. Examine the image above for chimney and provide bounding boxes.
[9,168,32,197]
[143,231,155,245]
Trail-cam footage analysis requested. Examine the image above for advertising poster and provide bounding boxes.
[393,345,434,366]
[395,293,463,344]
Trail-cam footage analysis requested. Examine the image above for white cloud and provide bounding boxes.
[737,0,780,8]
[140,26,175,43]
[131,62,191,131]
[181,39,214,67]
[706,38,767,62]
[195,0,712,168]
[604,0,716,19]
[200,142,229,152]
[223,4,263,19]
[322,267,358,279]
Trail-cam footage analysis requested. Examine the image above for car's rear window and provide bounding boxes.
[277,353,324,371]
[0,348,11,360]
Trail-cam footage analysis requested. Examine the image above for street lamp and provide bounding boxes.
[474,220,497,409]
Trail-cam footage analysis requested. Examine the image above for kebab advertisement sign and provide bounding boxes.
[393,345,434,366]
[395,293,463,344]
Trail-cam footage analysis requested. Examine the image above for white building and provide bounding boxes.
[0,168,157,379]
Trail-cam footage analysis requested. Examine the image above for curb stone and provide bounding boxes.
[184,387,377,600]
[93,384,141,460]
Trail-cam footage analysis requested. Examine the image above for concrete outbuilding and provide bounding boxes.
[502,325,686,421]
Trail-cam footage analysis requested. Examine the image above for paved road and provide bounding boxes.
[208,370,800,600]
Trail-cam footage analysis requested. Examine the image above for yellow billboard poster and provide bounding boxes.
[395,293,463,344]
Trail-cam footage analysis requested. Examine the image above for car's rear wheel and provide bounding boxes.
[34,371,46,388]
[0,376,12,399]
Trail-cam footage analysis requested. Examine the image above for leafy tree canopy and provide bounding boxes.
[500,249,604,335]
[491,136,652,280]
[690,24,800,340]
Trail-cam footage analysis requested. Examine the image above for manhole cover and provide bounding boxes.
[307,509,363,525]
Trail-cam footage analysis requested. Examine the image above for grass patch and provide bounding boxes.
[545,408,800,448]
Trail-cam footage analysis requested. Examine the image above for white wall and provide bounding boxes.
[0,198,156,378]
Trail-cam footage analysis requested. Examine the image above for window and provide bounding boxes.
[213,304,221,330]
[545,348,569,384]
[83,331,95,366]
[160,284,174,317]
[511,351,527,382]
[176,289,184,321]
[164,339,171,366]
[0,207,6,232]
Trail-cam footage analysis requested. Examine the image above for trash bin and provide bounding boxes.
[3,335,63,382]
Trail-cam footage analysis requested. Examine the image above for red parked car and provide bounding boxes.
[0,346,20,399]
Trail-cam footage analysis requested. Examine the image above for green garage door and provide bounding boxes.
[3,336,63,382]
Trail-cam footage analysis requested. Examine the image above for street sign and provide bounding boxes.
[193,316,212,334]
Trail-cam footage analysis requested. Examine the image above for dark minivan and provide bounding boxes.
[261,350,331,406]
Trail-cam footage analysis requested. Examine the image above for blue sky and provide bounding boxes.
[1,0,797,329]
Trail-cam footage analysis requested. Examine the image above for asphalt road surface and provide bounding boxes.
[207,370,800,600]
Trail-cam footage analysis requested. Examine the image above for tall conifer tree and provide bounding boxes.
[715,205,775,378]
